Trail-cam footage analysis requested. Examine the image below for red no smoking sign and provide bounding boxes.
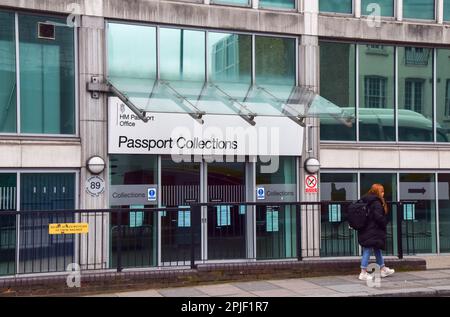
[305,175,318,193]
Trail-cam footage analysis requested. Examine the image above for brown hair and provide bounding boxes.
[368,184,388,214]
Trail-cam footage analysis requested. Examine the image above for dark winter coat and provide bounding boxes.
[357,194,390,250]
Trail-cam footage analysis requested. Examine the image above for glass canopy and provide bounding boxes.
[108,77,354,126]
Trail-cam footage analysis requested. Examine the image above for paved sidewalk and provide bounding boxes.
[89,269,450,297]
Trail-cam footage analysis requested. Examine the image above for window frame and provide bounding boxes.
[320,40,442,145]
[0,10,78,138]
[105,20,299,92]
[402,0,437,22]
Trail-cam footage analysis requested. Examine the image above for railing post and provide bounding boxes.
[117,209,123,272]
[297,204,302,261]
[190,204,200,269]
[397,203,403,260]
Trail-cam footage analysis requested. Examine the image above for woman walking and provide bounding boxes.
[358,184,395,281]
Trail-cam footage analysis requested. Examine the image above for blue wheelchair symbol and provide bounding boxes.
[257,187,265,200]
[148,188,157,201]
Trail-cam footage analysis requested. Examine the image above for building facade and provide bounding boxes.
[1,0,450,276]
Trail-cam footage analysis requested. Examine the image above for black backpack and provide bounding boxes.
[346,200,373,230]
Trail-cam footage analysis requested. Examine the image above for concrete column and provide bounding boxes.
[78,16,109,270]
[437,0,444,24]
[354,0,361,18]
[396,0,403,21]
[303,0,318,36]
[299,35,320,257]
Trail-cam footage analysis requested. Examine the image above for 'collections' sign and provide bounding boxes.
[109,185,158,206]
[256,184,297,202]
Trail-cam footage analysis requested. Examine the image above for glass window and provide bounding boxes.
[403,0,435,20]
[359,45,395,141]
[208,32,251,84]
[110,155,158,186]
[360,173,397,255]
[320,42,356,141]
[0,11,16,133]
[361,0,394,16]
[0,173,17,276]
[260,0,296,10]
[436,49,450,142]
[109,155,158,269]
[320,173,358,257]
[211,0,250,6]
[255,36,296,87]
[107,23,156,95]
[399,173,437,254]
[19,14,75,135]
[438,174,450,253]
[398,47,434,142]
[256,157,297,260]
[19,173,75,273]
[445,0,450,21]
[319,0,353,14]
[160,28,205,82]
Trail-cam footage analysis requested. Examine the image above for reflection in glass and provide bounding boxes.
[255,36,296,87]
[19,14,75,135]
[320,42,356,141]
[436,49,450,142]
[403,0,435,20]
[160,28,205,82]
[320,173,359,257]
[208,32,251,85]
[0,174,16,276]
[109,155,158,269]
[260,0,295,9]
[359,45,395,141]
[0,11,16,133]
[438,174,450,253]
[107,23,156,97]
[400,173,437,254]
[361,0,394,16]
[319,0,353,13]
[398,47,434,142]
[161,156,201,264]
[19,174,75,274]
[445,0,450,21]
[207,162,246,260]
[360,173,397,255]
[256,157,297,260]
[211,0,250,6]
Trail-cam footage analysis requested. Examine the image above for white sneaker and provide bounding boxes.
[358,271,374,281]
[381,267,395,278]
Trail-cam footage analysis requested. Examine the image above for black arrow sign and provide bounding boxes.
[408,188,426,195]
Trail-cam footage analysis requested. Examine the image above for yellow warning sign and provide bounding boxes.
[49,223,89,235]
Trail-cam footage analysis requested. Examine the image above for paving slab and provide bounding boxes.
[303,276,356,287]
[194,284,248,297]
[116,290,163,297]
[158,287,207,297]
[267,279,324,292]
[232,281,282,292]
[249,289,300,297]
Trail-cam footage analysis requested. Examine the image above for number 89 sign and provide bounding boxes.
[86,176,106,197]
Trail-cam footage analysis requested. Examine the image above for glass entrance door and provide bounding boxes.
[161,156,201,265]
[19,173,75,274]
[207,162,246,260]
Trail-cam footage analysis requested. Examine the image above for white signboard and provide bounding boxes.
[108,98,303,156]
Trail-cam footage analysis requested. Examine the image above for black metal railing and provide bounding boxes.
[0,201,417,277]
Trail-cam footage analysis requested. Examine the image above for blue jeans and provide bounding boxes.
[360,247,385,269]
